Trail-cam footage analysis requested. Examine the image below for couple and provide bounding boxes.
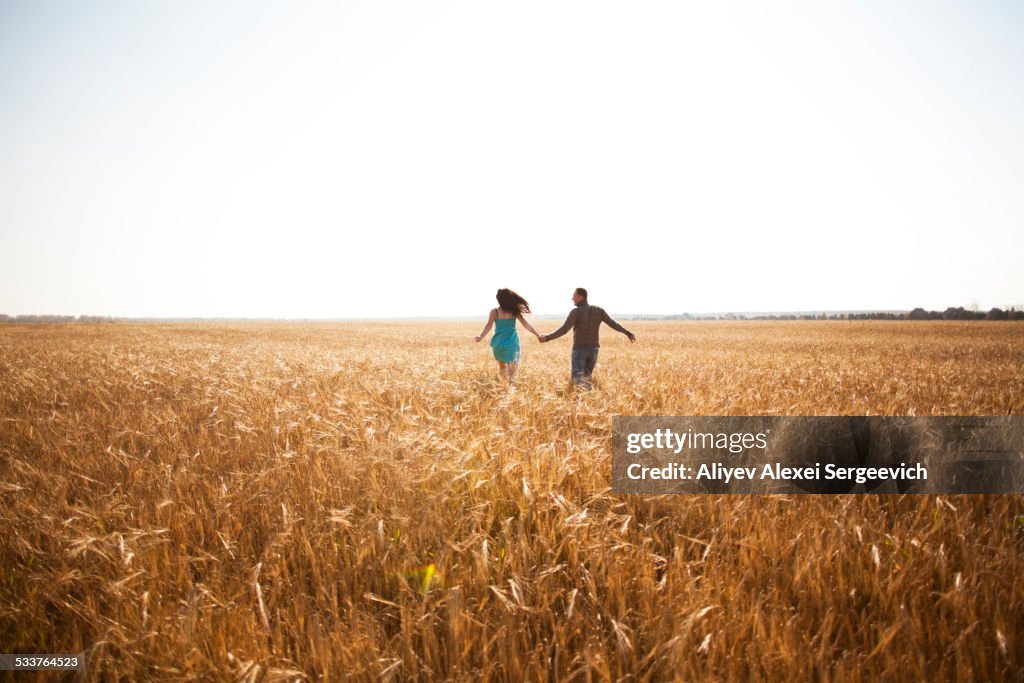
[474,287,636,388]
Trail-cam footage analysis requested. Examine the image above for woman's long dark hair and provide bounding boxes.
[496,288,530,316]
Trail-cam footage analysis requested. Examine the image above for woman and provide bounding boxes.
[474,288,541,381]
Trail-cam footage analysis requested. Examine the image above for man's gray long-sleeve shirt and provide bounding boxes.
[543,303,633,347]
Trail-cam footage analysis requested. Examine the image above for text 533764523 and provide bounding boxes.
[0,654,83,670]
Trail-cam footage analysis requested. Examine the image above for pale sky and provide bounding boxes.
[1,1,1022,318]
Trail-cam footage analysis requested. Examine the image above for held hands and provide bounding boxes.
[536,333,547,343]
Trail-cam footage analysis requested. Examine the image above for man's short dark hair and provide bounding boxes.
[575,287,588,299]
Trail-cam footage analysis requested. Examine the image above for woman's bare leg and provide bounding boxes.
[496,361,510,381]
[507,362,519,383]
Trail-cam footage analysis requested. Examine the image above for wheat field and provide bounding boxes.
[1,321,1022,681]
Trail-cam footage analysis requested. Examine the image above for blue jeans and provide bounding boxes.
[571,345,600,388]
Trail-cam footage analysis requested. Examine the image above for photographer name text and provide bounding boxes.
[626,461,928,484]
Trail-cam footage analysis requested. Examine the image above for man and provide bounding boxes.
[539,287,636,388]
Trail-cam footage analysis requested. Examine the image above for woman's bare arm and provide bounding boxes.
[517,313,541,338]
[474,309,496,342]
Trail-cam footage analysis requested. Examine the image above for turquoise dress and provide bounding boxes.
[490,312,521,364]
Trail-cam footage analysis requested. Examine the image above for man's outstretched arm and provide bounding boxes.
[601,309,637,342]
[541,309,578,342]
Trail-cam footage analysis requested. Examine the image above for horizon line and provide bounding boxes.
[2,306,1020,323]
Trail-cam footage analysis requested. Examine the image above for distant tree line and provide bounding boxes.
[736,307,1023,321]
[1,307,1021,323]
[902,307,1023,321]
[625,307,1024,321]
[0,314,118,323]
